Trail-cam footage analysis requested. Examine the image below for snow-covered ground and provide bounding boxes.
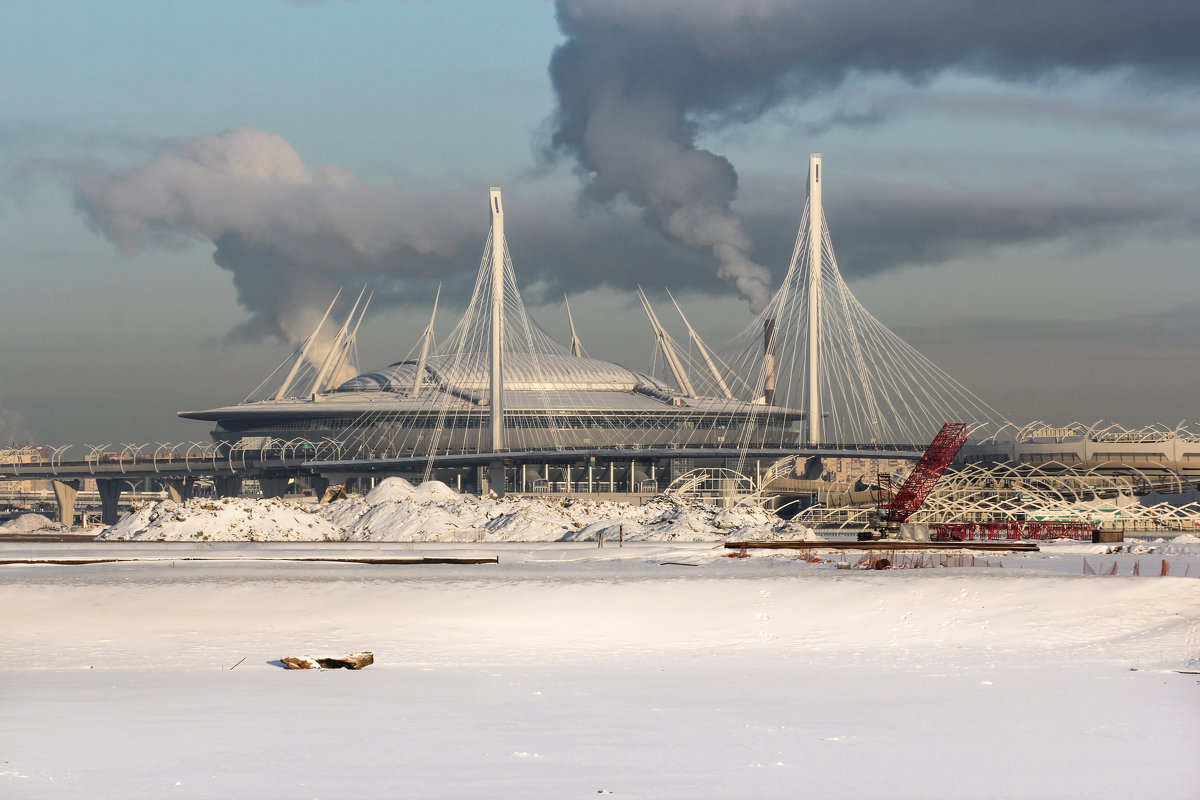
[2,537,1198,799]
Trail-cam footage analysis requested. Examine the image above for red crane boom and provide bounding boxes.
[879,423,969,524]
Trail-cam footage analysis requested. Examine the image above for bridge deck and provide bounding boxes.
[2,445,922,481]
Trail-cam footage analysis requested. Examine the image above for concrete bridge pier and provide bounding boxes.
[259,477,290,498]
[484,460,506,498]
[309,475,330,499]
[163,477,196,504]
[52,479,81,526]
[97,479,123,525]
[214,476,241,498]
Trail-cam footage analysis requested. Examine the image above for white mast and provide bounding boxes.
[489,187,505,453]
[806,153,823,445]
[321,291,371,392]
[274,289,340,401]
[310,287,365,396]
[564,293,584,357]
[666,288,732,399]
[637,286,695,397]
[411,283,440,397]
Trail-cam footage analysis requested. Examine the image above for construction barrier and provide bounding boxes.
[932,521,1098,541]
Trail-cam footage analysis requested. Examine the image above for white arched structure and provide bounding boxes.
[792,458,1200,533]
[665,468,757,506]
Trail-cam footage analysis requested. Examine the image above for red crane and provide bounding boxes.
[878,422,969,525]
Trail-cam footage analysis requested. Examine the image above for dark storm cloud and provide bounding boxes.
[0,393,34,445]
[892,303,1200,426]
[735,171,1200,280]
[948,304,1200,353]
[894,90,1200,136]
[546,0,1200,302]
[791,86,1200,137]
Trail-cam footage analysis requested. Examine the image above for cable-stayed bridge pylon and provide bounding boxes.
[717,153,1007,449]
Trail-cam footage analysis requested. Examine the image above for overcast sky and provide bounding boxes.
[1,0,1198,446]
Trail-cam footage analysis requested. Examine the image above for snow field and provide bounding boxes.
[3,552,1198,671]
[5,476,1200,798]
[1,551,1197,799]
[3,663,1195,799]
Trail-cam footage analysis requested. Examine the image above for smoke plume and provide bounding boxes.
[62,127,481,362]
[547,0,1200,306]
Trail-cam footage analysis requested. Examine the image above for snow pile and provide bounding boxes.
[363,476,416,504]
[564,519,649,542]
[0,513,60,532]
[342,496,483,542]
[98,496,343,541]
[1039,539,1125,555]
[99,476,816,542]
[319,478,810,543]
[410,480,460,502]
[1146,533,1200,557]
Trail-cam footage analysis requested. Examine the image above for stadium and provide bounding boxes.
[180,187,816,495]
[182,164,1003,496]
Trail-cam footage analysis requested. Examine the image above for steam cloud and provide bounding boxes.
[547,0,1200,306]
[64,127,482,361]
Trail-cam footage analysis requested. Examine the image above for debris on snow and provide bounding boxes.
[282,651,374,670]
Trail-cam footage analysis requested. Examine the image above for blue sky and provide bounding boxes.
[2,0,1198,445]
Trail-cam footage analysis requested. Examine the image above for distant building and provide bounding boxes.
[0,445,52,504]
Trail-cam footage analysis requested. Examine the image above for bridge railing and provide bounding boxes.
[5,437,927,481]
[1,437,343,479]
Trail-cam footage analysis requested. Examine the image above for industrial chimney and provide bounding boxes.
[763,318,777,406]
